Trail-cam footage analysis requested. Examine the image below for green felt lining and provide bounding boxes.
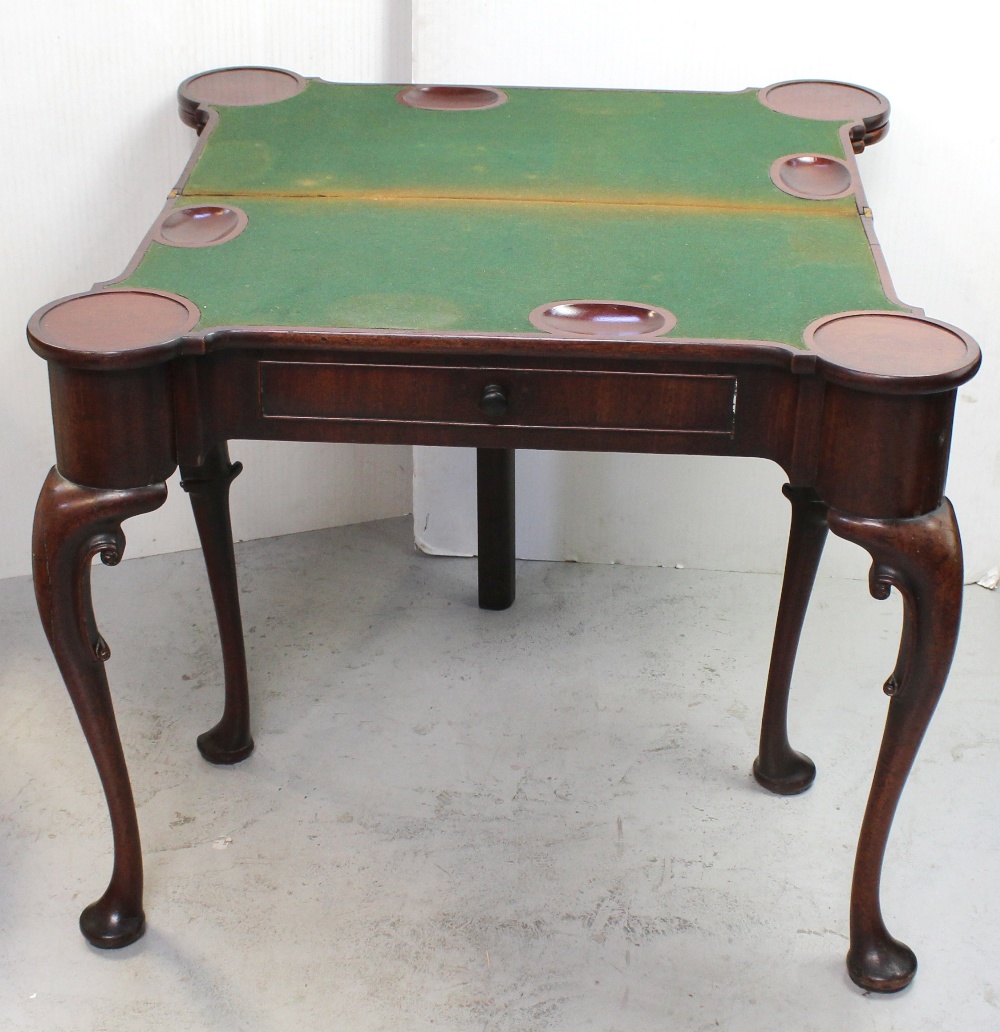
[123,82,900,344]
[121,196,900,346]
[182,82,856,210]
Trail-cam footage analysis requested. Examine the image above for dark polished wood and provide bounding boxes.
[753,485,828,795]
[476,448,516,610]
[28,334,976,987]
[32,467,168,947]
[28,343,975,985]
[26,68,981,990]
[757,80,890,152]
[827,499,963,992]
[180,444,254,763]
[178,67,308,130]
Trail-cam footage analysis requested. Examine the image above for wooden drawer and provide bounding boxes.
[259,361,737,437]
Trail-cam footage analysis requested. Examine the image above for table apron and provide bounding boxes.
[43,351,957,520]
[178,353,797,459]
[260,360,738,436]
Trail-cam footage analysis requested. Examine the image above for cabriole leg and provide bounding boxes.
[753,485,828,794]
[32,467,168,947]
[828,499,963,993]
[180,444,254,764]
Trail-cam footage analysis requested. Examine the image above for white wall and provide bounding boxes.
[0,1,415,580]
[411,0,999,580]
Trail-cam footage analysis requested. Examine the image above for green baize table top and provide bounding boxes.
[121,81,900,348]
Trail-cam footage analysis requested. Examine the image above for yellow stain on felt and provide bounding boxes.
[180,185,857,218]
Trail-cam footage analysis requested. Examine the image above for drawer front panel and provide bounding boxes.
[260,361,737,436]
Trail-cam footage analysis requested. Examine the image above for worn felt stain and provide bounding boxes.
[122,195,900,345]
[120,80,901,344]
[182,82,855,209]
[185,82,858,209]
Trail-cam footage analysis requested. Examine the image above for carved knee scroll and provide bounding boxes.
[33,467,168,947]
[827,499,963,992]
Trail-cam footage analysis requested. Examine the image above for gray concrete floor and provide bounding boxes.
[1,516,998,1031]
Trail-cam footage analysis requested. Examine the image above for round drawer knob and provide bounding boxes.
[480,383,508,419]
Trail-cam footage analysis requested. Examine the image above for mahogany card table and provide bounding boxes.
[28,67,980,992]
